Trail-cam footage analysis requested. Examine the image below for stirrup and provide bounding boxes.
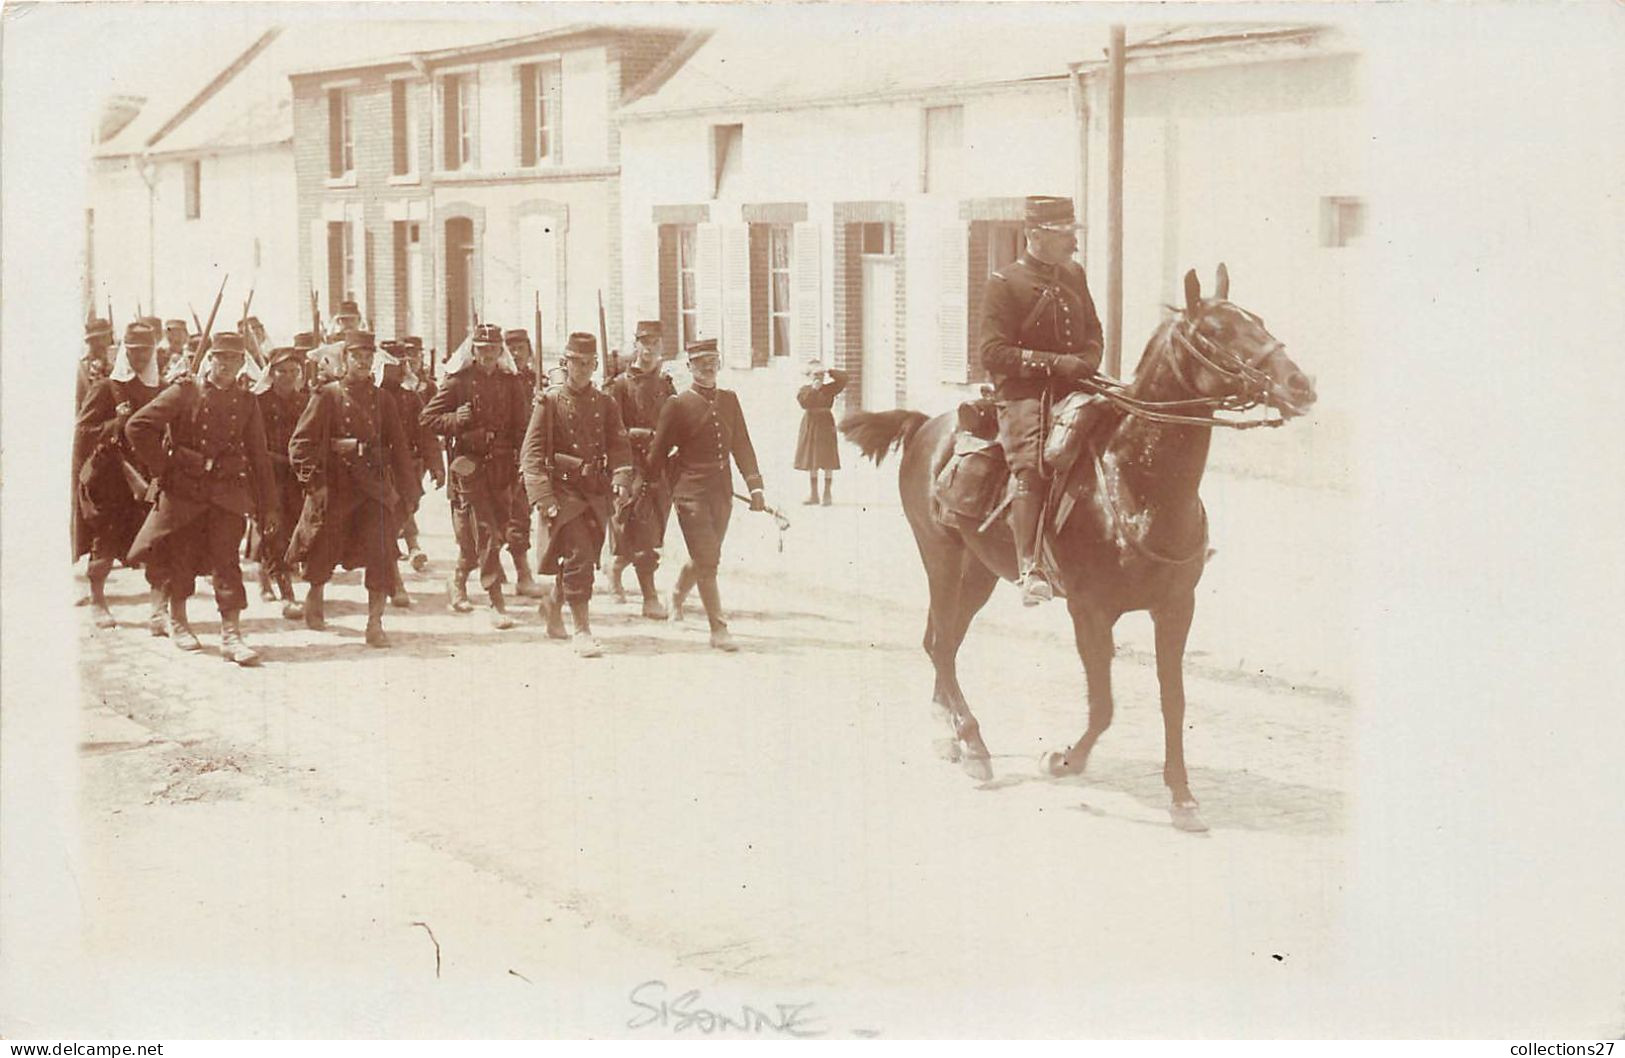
[1019,569,1054,606]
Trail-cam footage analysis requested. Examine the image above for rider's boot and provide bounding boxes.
[1011,473,1052,606]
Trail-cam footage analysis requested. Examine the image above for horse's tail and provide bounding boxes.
[839,410,930,466]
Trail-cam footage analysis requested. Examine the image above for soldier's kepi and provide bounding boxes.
[646,337,766,653]
[519,331,634,657]
[978,194,1104,606]
[125,332,277,664]
[606,319,678,618]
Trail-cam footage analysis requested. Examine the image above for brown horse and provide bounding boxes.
[840,266,1316,832]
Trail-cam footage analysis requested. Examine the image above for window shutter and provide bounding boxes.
[311,219,331,315]
[442,77,459,170]
[518,64,537,167]
[695,221,722,346]
[657,225,678,350]
[328,90,344,177]
[939,223,969,383]
[791,221,821,362]
[720,223,752,369]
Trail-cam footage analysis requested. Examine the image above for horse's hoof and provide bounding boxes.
[933,737,963,763]
[1170,801,1209,833]
[1041,750,1085,778]
[961,754,993,783]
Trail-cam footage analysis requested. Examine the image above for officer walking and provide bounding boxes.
[125,333,277,664]
[977,195,1103,605]
[646,338,765,652]
[519,332,634,657]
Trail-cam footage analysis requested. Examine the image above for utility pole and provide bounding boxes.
[1067,62,1090,271]
[1105,25,1126,377]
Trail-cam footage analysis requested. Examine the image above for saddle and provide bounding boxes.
[932,390,1111,536]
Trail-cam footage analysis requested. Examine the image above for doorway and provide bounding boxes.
[444,216,475,352]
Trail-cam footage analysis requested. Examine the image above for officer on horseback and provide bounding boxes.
[978,195,1103,605]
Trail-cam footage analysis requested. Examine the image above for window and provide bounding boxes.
[442,73,477,171]
[518,61,562,167]
[326,220,355,314]
[767,223,792,358]
[390,80,417,177]
[860,222,894,256]
[987,222,1021,274]
[393,221,421,336]
[711,123,742,198]
[678,224,699,351]
[923,105,963,193]
[1320,195,1364,248]
[328,87,353,179]
[184,160,201,219]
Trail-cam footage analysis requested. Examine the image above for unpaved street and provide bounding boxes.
[73,484,1352,1037]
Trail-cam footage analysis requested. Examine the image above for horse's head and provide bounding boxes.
[1175,265,1317,418]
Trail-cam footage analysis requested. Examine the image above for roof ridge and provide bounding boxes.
[145,26,283,149]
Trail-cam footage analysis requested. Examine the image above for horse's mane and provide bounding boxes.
[1126,312,1183,384]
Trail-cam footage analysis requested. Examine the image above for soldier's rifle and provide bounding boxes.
[189,275,229,374]
[239,287,265,368]
[596,290,610,384]
[533,290,544,399]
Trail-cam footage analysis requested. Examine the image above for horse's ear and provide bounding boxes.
[1183,270,1201,316]
[1214,263,1230,301]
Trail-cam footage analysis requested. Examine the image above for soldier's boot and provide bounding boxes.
[405,529,429,573]
[669,564,696,625]
[540,582,569,640]
[88,558,117,629]
[148,588,170,637]
[1010,483,1053,607]
[822,476,834,507]
[609,558,630,604]
[636,566,668,620]
[512,554,545,599]
[365,590,389,648]
[568,600,603,658]
[447,569,475,613]
[169,595,202,652]
[257,567,277,604]
[697,575,738,653]
[303,582,326,630]
[219,611,261,667]
[488,586,516,630]
[388,562,413,609]
[277,575,304,621]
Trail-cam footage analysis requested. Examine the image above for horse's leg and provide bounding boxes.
[928,557,1000,780]
[1152,593,1208,833]
[1043,597,1116,777]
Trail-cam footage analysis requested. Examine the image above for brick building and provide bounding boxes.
[618,13,1362,489]
[290,24,693,361]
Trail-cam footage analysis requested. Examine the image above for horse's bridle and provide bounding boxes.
[1081,305,1289,430]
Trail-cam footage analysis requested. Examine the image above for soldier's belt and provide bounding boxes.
[331,439,382,462]
[171,445,246,476]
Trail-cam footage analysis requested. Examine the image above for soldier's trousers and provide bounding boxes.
[672,473,733,576]
[86,497,165,591]
[160,508,250,614]
[302,498,394,594]
[505,480,531,559]
[449,468,513,592]
[258,470,304,581]
[995,397,1047,476]
[551,513,606,604]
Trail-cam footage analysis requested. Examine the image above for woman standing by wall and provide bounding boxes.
[793,360,848,506]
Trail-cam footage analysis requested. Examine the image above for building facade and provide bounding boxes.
[290,26,691,360]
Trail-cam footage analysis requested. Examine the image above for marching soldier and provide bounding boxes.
[286,331,416,647]
[421,323,529,627]
[646,338,765,652]
[160,319,190,379]
[125,333,277,664]
[400,336,446,573]
[76,317,114,410]
[501,328,544,598]
[606,319,678,618]
[376,340,425,608]
[251,344,307,619]
[74,322,167,630]
[977,194,1103,605]
[519,331,634,657]
[327,298,364,341]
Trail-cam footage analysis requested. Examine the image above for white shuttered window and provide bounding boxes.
[939,223,969,382]
[720,223,752,369]
[792,221,821,362]
[695,222,722,347]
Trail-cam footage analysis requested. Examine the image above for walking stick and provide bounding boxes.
[733,493,790,552]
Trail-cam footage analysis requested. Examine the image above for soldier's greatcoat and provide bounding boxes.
[125,377,276,613]
[421,366,529,591]
[606,364,678,560]
[253,386,306,580]
[74,376,162,562]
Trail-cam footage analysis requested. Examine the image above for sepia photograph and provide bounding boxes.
[2,0,1621,1043]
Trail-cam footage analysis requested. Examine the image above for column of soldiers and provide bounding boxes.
[74,305,768,662]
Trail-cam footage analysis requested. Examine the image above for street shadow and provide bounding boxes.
[973,753,1346,838]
